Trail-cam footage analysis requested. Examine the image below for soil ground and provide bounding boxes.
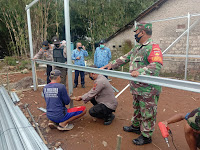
[1,70,200,150]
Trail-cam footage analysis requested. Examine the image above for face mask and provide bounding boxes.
[89,75,94,80]
[135,31,143,43]
[43,46,48,50]
[100,44,105,49]
[78,47,82,50]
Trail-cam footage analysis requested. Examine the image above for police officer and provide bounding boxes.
[52,36,67,86]
[33,41,53,84]
[74,65,118,125]
[101,22,163,145]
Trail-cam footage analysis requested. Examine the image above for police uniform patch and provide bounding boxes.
[148,44,163,65]
[93,83,97,90]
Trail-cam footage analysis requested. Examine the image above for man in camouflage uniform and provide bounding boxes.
[162,107,200,150]
[101,22,163,145]
[33,41,53,84]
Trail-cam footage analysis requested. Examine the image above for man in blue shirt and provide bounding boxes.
[43,69,86,131]
[72,42,88,88]
[94,39,111,79]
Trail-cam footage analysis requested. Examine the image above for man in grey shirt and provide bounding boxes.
[75,65,118,125]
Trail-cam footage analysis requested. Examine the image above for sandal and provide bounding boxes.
[57,123,74,131]
[48,122,59,129]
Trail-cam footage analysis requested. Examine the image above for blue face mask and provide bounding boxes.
[100,44,105,49]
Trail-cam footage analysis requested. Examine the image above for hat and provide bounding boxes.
[99,39,106,44]
[186,108,200,131]
[42,41,49,46]
[52,36,60,44]
[50,69,61,77]
[134,22,152,32]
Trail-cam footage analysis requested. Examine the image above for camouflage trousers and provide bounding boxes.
[131,94,159,138]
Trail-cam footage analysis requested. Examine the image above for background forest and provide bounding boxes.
[0,0,157,58]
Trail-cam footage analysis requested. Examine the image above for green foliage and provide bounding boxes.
[4,56,16,66]
[19,60,30,70]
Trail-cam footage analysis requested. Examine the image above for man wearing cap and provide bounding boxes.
[162,107,200,150]
[71,42,88,88]
[43,69,86,131]
[74,65,118,125]
[33,41,53,84]
[52,36,67,86]
[101,22,163,145]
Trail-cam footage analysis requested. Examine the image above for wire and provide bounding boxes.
[169,129,178,150]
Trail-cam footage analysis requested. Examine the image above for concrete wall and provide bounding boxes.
[106,0,200,78]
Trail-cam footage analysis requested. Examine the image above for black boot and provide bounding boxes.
[132,135,152,145]
[123,125,141,134]
[104,114,115,125]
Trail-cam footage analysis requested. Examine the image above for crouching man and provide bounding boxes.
[162,107,200,150]
[43,69,86,131]
[74,65,118,125]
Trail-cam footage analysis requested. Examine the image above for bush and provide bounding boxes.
[4,56,16,66]
[19,60,30,70]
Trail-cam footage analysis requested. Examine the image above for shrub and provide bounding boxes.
[4,56,16,66]
[19,60,30,70]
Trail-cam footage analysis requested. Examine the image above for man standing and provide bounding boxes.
[74,65,118,125]
[94,39,111,79]
[52,36,67,86]
[33,41,53,84]
[101,23,163,145]
[43,69,86,131]
[71,42,88,88]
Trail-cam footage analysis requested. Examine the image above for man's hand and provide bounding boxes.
[100,63,112,70]
[76,56,81,60]
[82,45,86,50]
[131,71,140,77]
[71,96,82,101]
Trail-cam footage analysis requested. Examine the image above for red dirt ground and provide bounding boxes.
[2,70,200,150]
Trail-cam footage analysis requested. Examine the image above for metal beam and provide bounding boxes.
[25,0,39,10]
[64,0,73,107]
[163,54,200,58]
[26,8,37,91]
[35,60,200,93]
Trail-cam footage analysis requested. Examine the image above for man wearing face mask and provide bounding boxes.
[94,40,111,79]
[101,22,163,145]
[52,36,67,86]
[71,42,88,88]
[33,40,53,84]
[74,65,118,125]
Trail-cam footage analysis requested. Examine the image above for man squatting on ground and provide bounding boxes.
[72,42,88,88]
[74,65,118,125]
[162,107,200,150]
[33,41,53,84]
[43,69,86,131]
[101,22,163,145]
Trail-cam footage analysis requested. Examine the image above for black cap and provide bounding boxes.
[42,41,49,46]
[99,39,105,44]
[52,36,60,44]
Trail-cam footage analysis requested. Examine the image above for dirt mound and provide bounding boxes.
[10,76,46,90]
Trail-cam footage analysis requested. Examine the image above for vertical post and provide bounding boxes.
[64,0,73,107]
[184,12,190,80]
[27,7,37,91]
[134,21,137,46]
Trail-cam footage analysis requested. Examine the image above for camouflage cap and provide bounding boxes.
[134,22,152,32]
[186,107,200,131]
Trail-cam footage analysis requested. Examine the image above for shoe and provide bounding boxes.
[123,125,141,134]
[73,84,77,88]
[81,84,85,88]
[132,135,152,145]
[107,78,112,82]
[104,114,115,125]
[48,121,59,129]
[57,123,74,131]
